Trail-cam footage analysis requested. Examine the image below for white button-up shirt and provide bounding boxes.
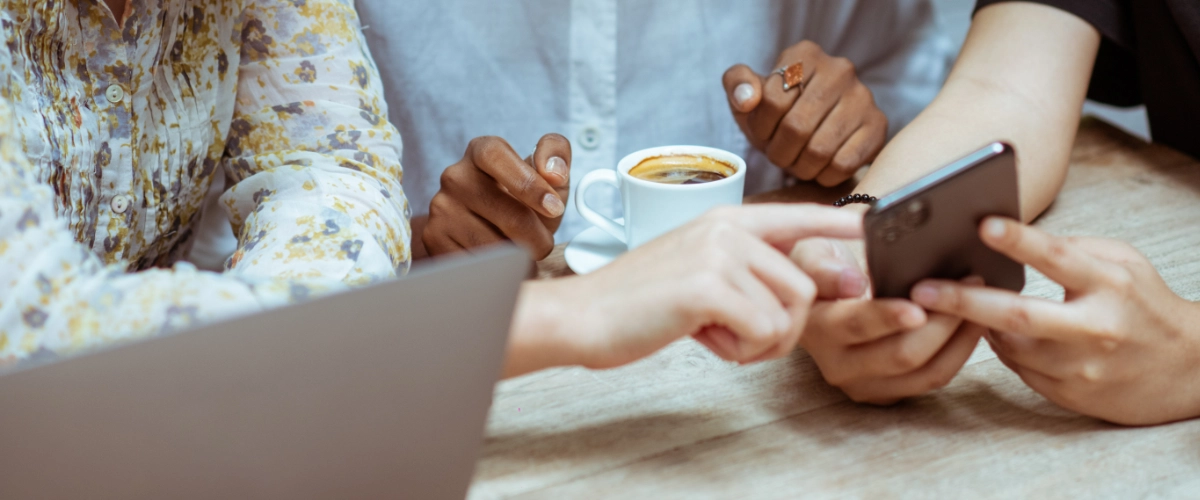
[357,0,955,242]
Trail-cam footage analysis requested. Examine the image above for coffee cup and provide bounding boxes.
[575,145,746,249]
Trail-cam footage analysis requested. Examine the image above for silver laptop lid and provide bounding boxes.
[0,245,529,500]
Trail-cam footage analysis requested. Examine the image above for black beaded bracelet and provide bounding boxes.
[833,193,877,207]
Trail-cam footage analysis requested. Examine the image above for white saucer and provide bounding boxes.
[565,222,628,275]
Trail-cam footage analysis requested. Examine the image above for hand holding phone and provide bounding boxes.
[865,142,1025,299]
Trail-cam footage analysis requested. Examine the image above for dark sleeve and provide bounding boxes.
[973,0,1142,107]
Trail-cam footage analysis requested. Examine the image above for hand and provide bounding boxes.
[723,41,888,186]
[912,218,1200,425]
[424,134,571,259]
[792,238,986,405]
[504,204,864,377]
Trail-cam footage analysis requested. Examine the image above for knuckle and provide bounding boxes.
[781,114,807,139]
[830,153,861,174]
[762,91,791,113]
[1043,239,1072,270]
[872,110,889,132]
[439,165,464,189]
[890,344,923,373]
[883,307,912,332]
[830,57,857,82]
[831,56,854,73]
[1073,362,1104,383]
[465,135,486,152]
[849,82,874,102]
[1103,267,1135,292]
[473,136,508,163]
[808,85,839,105]
[1001,302,1033,334]
[531,239,554,260]
[1085,320,1125,345]
[796,40,820,53]
[690,272,727,299]
[467,135,500,157]
[842,314,867,340]
[428,192,454,216]
[515,168,540,195]
[803,144,835,166]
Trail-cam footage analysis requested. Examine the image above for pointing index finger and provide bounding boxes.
[980,217,1108,293]
[713,204,863,252]
[911,278,1082,341]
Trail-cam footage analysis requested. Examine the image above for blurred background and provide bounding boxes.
[932,0,1150,140]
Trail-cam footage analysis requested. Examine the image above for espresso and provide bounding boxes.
[628,154,736,185]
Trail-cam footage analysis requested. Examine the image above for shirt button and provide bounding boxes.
[579,126,601,150]
[105,84,125,104]
[110,195,131,214]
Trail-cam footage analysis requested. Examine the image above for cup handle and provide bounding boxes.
[575,170,627,244]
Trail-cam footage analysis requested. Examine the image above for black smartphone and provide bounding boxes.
[865,142,1025,299]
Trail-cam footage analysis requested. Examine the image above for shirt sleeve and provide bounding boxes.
[974,0,1142,107]
[221,0,412,286]
[0,97,340,366]
[974,0,1133,49]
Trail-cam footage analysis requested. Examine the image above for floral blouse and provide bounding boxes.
[0,0,411,363]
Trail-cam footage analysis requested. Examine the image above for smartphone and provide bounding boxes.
[865,142,1025,299]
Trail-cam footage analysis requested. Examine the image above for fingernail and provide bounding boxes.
[984,218,1007,240]
[912,283,939,306]
[839,268,867,297]
[734,83,755,106]
[964,275,985,286]
[542,193,565,217]
[544,156,568,184]
[898,306,925,329]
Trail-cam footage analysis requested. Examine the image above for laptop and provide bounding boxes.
[0,245,529,499]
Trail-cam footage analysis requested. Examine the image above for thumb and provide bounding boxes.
[790,238,867,299]
[722,64,763,113]
[529,133,572,233]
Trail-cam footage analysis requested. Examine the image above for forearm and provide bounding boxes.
[858,80,1074,221]
[502,278,586,378]
[857,2,1101,222]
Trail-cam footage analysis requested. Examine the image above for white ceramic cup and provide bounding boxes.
[575,145,746,250]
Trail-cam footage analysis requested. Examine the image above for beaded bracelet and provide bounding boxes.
[832,193,877,207]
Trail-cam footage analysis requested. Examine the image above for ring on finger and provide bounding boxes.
[774,62,805,93]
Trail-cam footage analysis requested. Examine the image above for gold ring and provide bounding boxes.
[774,63,805,92]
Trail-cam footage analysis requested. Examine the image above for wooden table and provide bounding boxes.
[469,120,1200,499]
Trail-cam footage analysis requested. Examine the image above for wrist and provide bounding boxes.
[1172,300,1200,420]
[503,277,588,378]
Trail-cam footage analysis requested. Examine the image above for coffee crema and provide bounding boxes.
[628,154,737,185]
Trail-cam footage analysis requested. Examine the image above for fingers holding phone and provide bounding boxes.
[910,218,1200,425]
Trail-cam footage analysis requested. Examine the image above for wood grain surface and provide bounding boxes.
[475,119,1200,499]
